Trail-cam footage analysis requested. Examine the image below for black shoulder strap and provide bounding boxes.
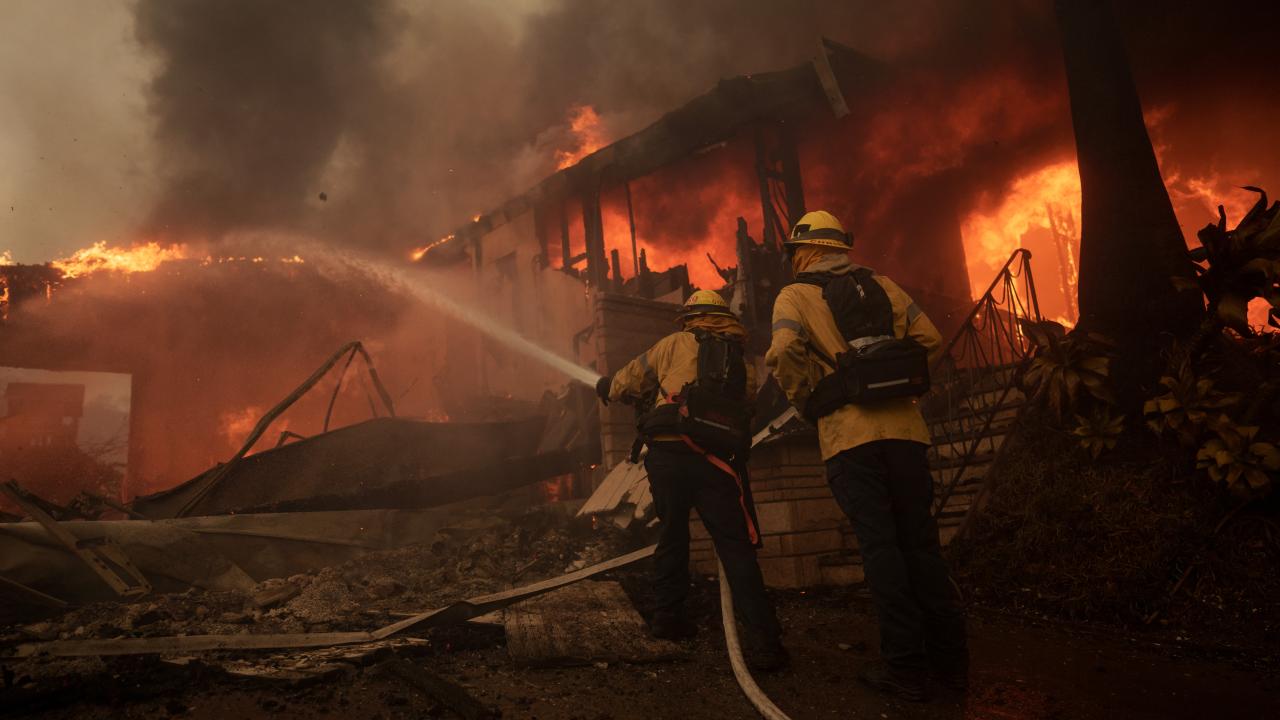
[793,268,895,345]
[790,271,831,288]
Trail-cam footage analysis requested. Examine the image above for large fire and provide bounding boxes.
[961,160,1082,324]
[43,241,307,281]
[549,122,758,290]
[959,151,1271,329]
[555,105,609,170]
[51,241,190,279]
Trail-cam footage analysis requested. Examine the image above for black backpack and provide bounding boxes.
[637,330,753,457]
[792,268,930,421]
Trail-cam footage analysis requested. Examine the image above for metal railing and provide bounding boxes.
[922,248,1042,517]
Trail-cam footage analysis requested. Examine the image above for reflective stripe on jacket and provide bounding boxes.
[765,254,943,460]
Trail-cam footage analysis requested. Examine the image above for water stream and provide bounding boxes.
[309,247,603,387]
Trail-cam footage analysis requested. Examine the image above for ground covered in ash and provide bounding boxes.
[4,580,1278,719]
[3,494,1278,719]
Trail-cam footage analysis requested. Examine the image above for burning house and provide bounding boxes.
[5,3,1280,717]
[408,39,1000,587]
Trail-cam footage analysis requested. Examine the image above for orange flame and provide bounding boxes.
[961,161,1082,324]
[411,234,454,261]
[555,105,608,170]
[51,241,190,279]
[961,155,1271,328]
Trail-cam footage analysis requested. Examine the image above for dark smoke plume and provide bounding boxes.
[133,0,1280,259]
[135,0,392,239]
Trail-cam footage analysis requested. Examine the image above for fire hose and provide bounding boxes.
[718,559,795,720]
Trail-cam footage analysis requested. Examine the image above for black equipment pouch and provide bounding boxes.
[635,330,752,457]
[792,268,931,422]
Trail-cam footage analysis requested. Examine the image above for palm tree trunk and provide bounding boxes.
[1054,0,1204,403]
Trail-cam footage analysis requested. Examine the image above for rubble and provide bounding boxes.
[0,498,647,714]
[1,498,635,647]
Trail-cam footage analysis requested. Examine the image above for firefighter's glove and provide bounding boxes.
[595,375,613,406]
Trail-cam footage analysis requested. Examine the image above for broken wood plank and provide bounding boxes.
[0,573,69,608]
[11,544,658,658]
[383,658,498,720]
[166,638,430,684]
[577,460,647,516]
[0,481,151,598]
[251,582,301,609]
[505,580,683,667]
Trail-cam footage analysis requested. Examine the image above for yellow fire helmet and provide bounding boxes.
[785,209,853,251]
[679,289,736,321]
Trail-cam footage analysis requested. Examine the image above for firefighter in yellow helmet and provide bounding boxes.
[595,289,787,671]
[765,210,968,699]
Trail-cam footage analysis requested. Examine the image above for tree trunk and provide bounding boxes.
[1054,0,1203,399]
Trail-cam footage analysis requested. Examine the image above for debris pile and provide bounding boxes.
[3,501,632,645]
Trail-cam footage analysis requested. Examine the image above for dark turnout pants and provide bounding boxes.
[827,439,968,673]
[644,442,782,645]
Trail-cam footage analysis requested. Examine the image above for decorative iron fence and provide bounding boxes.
[922,248,1043,517]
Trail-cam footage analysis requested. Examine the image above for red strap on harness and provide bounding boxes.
[678,434,760,546]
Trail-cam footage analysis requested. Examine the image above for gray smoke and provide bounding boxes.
[130,0,1280,254]
[135,0,392,239]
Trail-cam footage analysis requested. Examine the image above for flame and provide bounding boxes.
[538,473,576,503]
[0,250,13,266]
[961,153,1271,328]
[411,234,454,261]
[51,241,189,279]
[1165,170,1259,239]
[219,405,287,453]
[43,241,309,279]
[555,105,608,170]
[962,160,1082,322]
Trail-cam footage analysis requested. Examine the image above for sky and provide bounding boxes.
[0,1,157,264]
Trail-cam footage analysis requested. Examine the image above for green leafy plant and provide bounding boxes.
[1073,408,1126,460]
[1020,320,1117,419]
[1181,187,1280,334]
[1143,362,1240,447]
[1195,419,1280,497]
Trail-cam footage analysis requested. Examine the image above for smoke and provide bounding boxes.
[129,0,1066,254]
[0,237,575,493]
[3,0,1276,264]
[134,0,393,239]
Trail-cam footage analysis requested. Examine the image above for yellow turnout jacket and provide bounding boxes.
[765,252,943,460]
[608,315,756,423]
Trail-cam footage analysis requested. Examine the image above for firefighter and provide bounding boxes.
[765,210,968,700]
[595,290,787,671]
